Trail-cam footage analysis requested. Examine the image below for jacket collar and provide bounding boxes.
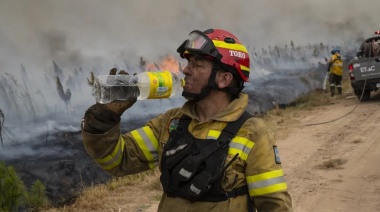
[181,92,249,122]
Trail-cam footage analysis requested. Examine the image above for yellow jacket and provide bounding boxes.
[329,53,343,76]
[82,93,293,212]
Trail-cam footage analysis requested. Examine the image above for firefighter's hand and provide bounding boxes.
[83,103,121,133]
[104,68,137,116]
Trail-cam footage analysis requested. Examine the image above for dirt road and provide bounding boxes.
[143,93,380,212]
[279,93,380,212]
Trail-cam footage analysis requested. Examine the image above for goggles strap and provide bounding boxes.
[177,40,187,58]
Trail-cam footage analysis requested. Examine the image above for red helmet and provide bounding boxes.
[177,29,250,82]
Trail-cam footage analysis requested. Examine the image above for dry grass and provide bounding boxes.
[351,138,364,144]
[261,75,354,137]
[292,90,331,110]
[341,74,353,95]
[317,158,347,170]
[261,89,332,139]
[46,169,162,212]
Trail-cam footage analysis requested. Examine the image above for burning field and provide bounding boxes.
[1,0,378,208]
[0,43,356,205]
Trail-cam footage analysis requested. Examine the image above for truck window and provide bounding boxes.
[363,41,372,58]
[372,39,380,56]
[356,43,364,58]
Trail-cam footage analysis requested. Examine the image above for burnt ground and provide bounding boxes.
[4,130,111,206]
[2,117,153,207]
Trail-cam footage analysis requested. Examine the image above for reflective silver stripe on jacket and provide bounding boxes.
[131,126,159,168]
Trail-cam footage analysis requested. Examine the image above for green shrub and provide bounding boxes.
[0,161,27,212]
[0,161,49,212]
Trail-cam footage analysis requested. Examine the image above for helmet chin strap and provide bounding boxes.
[181,63,220,101]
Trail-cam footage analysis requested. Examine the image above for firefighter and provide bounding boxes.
[81,29,293,211]
[328,47,343,97]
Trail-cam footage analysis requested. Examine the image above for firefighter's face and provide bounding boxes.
[182,56,213,97]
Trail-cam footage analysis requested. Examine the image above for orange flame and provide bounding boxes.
[145,55,181,74]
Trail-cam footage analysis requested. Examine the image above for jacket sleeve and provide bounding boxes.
[328,55,336,72]
[82,112,165,177]
[245,119,293,211]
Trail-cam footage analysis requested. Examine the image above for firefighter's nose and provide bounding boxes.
[182,65,190,76]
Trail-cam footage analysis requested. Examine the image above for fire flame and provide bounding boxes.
[145,55,181,74]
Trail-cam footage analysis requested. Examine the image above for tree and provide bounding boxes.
[27,179,49,209]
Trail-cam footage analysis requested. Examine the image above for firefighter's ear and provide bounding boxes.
[216,71,234,89]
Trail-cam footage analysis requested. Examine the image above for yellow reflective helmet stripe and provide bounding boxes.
[131,126,159,169]
[247,169,288,196]
[212,40,248,53]
[95,136,125,170]
[207,130,254,161]
[240,64,249,71]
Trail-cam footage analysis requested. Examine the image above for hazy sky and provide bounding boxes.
[0,0,379,72]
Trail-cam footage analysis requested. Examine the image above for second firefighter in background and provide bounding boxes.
[328,47,343,97]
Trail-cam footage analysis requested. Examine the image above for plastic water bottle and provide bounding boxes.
[93,71,184,104]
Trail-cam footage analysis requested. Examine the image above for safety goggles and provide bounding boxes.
[177,30,222,60]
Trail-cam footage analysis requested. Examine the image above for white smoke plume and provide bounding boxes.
[0,0,378,70]
[0,0,378,151]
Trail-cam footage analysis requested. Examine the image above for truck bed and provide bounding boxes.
[351,57,380,80]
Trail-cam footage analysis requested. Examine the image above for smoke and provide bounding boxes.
[1,0,379,69]
[0,0,378,153]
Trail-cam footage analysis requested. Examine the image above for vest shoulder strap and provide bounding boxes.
[218,111,253,142]
[177,114,191,131]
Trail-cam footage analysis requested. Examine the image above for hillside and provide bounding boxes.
[46,90,380,212]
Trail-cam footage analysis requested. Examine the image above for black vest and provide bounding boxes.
[160,111,252,202]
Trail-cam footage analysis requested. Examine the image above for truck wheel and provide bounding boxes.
[356,90,371,101]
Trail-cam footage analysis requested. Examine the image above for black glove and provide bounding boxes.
[83,103,121,134]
